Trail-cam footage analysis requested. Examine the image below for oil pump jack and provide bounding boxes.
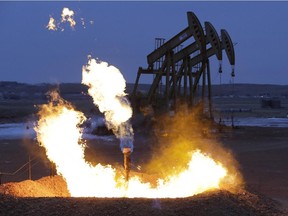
[132,11,235,118]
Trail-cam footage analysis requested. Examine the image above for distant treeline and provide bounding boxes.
[1,81,288,99]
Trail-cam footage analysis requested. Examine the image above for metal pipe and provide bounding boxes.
[122,148,131,181]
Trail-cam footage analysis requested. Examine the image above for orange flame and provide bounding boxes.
[34,91,234,198]
[34,58,240,198]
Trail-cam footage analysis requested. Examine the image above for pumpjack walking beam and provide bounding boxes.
[168,21,222,107]
[132,11,236,116]
[147,11,206,106]
[132,12,202,102]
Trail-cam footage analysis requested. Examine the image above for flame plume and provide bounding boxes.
[35,92,227,197]
[34,86,235,198]
[82,57,134,152]
[35,91,124,197]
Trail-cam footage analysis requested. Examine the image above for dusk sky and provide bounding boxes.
[0,1,288,85]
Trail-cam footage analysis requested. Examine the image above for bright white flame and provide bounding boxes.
[35,92,229,198]
[61,7,76,29]
[150,150,227,198]
[46,17,57,31]
[82,57,132,128]
[82,57,134,151]
[35,96,123,197]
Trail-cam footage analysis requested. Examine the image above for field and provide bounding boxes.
[0,82,288,215]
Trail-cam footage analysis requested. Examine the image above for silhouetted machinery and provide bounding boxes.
[132,11,235,118]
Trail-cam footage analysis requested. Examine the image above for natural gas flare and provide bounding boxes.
[82,57,134,152]
[82,57,134,181]
[35,76,241,198]
[35,93,228,197]
[34,91,123,197]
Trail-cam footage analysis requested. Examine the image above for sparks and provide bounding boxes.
[46,17,57,31]
[61,7,76,29]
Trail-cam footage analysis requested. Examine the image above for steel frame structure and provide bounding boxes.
[132,12,235,117]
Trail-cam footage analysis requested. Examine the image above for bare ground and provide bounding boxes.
[0,186,285,216]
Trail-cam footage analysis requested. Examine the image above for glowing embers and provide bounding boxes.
[46,7,93,31]
[61,7,76,28]
[46,17,57,31]
[46,8,76,31]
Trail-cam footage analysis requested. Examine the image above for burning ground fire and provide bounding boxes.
[34,57,241,198]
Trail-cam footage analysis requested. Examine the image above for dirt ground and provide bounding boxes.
[0,124,288,215]
[0,187,285,216]
[219,126,288,208]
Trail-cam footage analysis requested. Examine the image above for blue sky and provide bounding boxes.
[0,1,288,85]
